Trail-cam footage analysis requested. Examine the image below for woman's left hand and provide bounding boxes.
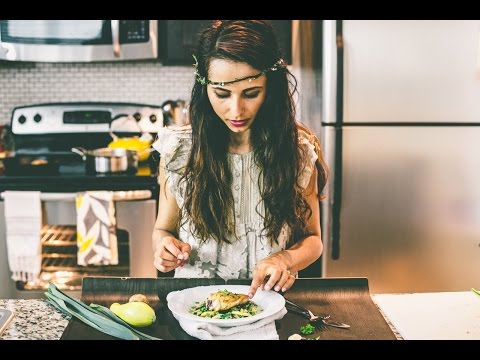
[248,251,295,298]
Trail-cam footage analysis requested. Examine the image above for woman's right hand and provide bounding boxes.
[153,235,191,272]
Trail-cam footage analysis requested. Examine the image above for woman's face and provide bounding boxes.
[207,59,267,134]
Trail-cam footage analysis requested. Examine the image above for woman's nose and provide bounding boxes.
[229,97,244,118]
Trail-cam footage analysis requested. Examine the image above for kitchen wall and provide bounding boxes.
[0,61,194,125]
[291,20,322,137]
[0,21,323,129]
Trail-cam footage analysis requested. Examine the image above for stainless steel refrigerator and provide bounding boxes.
[321,20,480,294]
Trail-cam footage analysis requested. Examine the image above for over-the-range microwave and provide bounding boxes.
[0,20,157,62]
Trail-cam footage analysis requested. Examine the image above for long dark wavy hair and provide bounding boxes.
[181,20,327,245]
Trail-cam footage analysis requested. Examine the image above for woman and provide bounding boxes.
[152,20,328,298]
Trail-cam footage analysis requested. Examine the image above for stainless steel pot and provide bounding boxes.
[71,147,138,173]
[161,99,190,126]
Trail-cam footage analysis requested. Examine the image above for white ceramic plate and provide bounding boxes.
[166,284,285,327]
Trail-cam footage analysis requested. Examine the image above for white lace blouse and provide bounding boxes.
[152,125,318,280]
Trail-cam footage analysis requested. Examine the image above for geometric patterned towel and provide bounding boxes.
[76,191,118,266]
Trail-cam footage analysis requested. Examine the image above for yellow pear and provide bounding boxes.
[110,301,156,327]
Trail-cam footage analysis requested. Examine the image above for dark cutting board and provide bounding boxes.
[60,277,397,340]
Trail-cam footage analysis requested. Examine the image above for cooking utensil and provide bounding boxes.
[71,147,138,174]
[108,114,154,162]
[107,137,152,162]
[284,298,351,329]
[161,99,190,126]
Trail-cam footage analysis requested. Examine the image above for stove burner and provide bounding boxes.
[3,155,60,176]
[2,153,83,176]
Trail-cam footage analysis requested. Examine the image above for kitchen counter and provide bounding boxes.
[372,291,480,340]
[1,291,478,340]
[0,299,70,340]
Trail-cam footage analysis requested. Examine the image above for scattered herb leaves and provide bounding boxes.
[300,323,316,335]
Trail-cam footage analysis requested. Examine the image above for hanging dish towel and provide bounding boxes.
[76,191,118,266]
[3,191,42,282]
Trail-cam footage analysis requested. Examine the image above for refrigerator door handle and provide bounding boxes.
[322,20,344,263]
[335,21,344,127]
[331,21,344,260]
[331,127,342,260]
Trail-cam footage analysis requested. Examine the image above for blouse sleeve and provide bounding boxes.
[151,125,192,207]
[297,132,319,191]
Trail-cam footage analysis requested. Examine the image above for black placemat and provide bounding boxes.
[60,276,396,340]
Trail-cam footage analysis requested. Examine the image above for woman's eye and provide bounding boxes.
[214,92,259,99]
[244,92,260,99]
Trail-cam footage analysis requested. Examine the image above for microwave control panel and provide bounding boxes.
[120,20,149,43]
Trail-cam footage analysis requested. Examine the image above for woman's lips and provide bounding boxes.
[229,119,248,127]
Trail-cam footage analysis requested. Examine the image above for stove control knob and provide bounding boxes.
[133,112,142,122]
[34,114,42,123]
[18,115,26,124]
[149,114,157,123]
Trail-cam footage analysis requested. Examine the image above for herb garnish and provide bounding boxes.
[300,323,316,335]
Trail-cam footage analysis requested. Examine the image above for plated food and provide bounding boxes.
[190,289,261,319]
[166,285,285,327]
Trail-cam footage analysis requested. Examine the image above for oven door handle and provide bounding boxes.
[0,190,152,202]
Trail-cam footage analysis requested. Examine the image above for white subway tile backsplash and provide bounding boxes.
[0,61,194,124]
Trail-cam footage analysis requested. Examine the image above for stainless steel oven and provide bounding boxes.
[0,103,163,299]
[0,20,158,62]
[0,192,157,299]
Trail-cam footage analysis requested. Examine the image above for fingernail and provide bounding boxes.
[281,287,287,292]
[264,285,271,291]
[177,254,184,260]
[248,292,254,299]
[274,286,280,292]
[183,252,189,260]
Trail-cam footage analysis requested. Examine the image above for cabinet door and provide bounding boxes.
[270,20,292,64]
[160,20,292,65]
[159,20,212,65]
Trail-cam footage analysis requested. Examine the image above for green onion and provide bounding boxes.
[45,283,161,340]
[471,288,480,297]
[45,291,138,340]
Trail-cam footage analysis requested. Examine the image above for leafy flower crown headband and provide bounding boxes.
[192,54,286,86]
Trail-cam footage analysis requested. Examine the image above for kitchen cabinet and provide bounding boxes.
[159,20,292,65]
